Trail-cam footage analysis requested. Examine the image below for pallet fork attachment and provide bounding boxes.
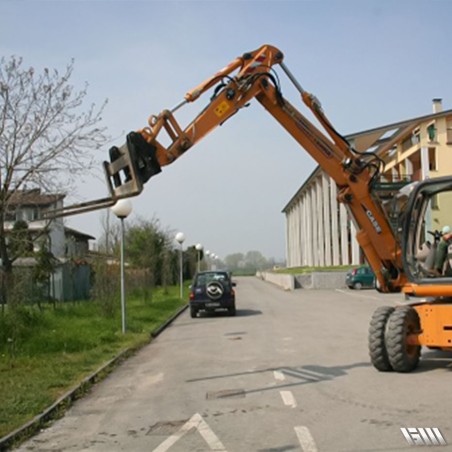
[44,132,162,218]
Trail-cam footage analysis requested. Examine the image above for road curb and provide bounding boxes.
[0,303,189,451]
[151,303,188,338]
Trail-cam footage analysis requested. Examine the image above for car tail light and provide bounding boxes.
[189,292,195,300]
[231,289,235,296]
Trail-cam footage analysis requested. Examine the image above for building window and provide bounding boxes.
[15,210,26,222]
[28,207,39,221]
[4,210,15,222]
[447,120,452,144]
[427,123,437,142]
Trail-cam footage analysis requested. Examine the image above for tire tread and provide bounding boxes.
[368,306,395,371]
[385,307,421,372]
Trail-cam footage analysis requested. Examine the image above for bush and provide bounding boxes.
[90,260,119,317]
[0,306,44,365]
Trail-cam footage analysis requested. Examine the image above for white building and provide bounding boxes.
[3,189,94,300]
[5,188,94,259]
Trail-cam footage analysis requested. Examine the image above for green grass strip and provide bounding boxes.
[0,285,187,445]
[273,265,354,275]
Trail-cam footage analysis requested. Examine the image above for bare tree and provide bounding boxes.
[0,56,108,273]
[98,209,119,255]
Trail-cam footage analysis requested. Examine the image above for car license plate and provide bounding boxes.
[206,302,220,308]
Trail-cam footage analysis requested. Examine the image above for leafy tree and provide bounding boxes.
[125,217,177,287]
[224,250,272,273]
[161,247,176,292]
[91,257,119,318]
[33,242,57,306]
[0,56,108,275]
[224,253,245,271]
[245,250,267,270]
[184,246,201,279]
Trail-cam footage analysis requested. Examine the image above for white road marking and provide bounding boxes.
[152,413,227,452]
[295,426,318,452]
[280,390,297,408]
[273,370,286,381]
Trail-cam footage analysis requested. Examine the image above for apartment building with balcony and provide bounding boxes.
[283,99,452,268]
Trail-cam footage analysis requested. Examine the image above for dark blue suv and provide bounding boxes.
[189,271,236,317]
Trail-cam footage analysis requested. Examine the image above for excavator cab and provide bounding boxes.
[400,176,452,287]
[369,176,452,373]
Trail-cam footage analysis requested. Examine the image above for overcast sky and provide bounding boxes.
[1,0,452,261]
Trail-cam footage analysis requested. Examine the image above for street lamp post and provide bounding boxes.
[111,199,133,334]
[175,232,185,299]
[195,243,203,273]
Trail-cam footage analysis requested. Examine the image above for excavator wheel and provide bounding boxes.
[385,306,421,373]
[368,306,395,371]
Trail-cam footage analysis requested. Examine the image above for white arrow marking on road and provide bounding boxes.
[152,412,227,452]
[280,390,297,408]
[295,426,318,452]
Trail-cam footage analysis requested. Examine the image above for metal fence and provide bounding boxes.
[50,262,91,301]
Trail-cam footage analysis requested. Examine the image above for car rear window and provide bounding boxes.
[195,272,229,286]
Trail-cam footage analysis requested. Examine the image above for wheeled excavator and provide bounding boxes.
[52,45,452,372]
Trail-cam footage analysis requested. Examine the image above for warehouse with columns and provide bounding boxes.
[283,100,452,268]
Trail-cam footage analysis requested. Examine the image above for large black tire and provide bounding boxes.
[385,306,421,372]
[368,306,395,371]
[228,304,236,316]
[190,306,198,318]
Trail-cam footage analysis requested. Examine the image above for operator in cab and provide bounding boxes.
[434,225,452,276]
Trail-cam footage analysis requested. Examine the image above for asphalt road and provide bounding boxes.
[15,277,452,452]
